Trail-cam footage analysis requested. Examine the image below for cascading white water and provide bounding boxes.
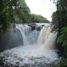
[37,24,57,50]
[37,25,51,44]
[0,23,59,66]
[15,24,58,61]
[44,32,57,50]
[16,24,39,45]
[16,23,58,53]
[16,24,29,45]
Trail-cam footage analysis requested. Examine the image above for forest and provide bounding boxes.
[0,0,49,32]
[0,0,67,67]
[51,0,67,66]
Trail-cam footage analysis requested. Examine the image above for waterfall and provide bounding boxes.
[16,24,57,50]
[44,32,57,50]
[0,23,59,66]
[37,25,51,44]
[16,24,29,45]
[37,25,57,50]
[16,24,40,45]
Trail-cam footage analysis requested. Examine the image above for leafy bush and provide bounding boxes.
[57,27,67,57]
[53,58,67,67]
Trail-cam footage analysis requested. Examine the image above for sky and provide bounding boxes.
[25,0,56,21]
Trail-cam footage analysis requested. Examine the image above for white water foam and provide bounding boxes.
[0,23,59,66]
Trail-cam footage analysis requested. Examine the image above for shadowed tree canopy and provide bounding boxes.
[0,0,49,32]
[0,0,31,32]
[31,14,49,23]
[52,0,67,57]
[52,0,67,32]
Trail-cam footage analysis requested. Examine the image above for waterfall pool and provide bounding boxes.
[0,45,59,67]
[0,23,59,67]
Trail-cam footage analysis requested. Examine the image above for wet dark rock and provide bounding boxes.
[0,60,4,67]
[16,62,20,65]
[36,27,42,31]
[28,23,42,31]
[28,24,36,31]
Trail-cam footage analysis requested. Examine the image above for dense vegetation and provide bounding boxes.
[0,0,67,66]
[31,14,49,23]
[0,0,31,32]
[52,0,67,57]
[52,0,67,66]
[0,0,49,32]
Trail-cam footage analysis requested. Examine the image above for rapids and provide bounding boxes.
[0,23,59,67]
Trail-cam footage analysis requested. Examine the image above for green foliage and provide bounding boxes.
[0,0,14,32]
[52,0,67,33]
[52,0,67,57]
[0,0,49,32]
[0,0,31,32]
[52,11,59,30]
[58,27,67,45]
[53,58,67,67]
[14,0,31,23]
[31,14,49,23]
[57,27,67,56]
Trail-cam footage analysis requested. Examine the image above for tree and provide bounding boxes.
[52,0,67,34]
[31,14,49,23]
[0,0,14,32]
[0,0,31,32]
[52,0,67,57]
[14,0,31,23]
[57,27,67,56]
